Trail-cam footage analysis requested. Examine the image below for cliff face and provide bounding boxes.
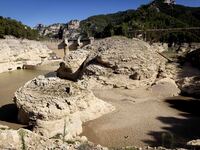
[35,23,64,38]
[35,20,81,39]
[0,36,52,73]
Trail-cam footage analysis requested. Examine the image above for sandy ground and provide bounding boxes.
[81,87,200,148]
[81,63,200,148]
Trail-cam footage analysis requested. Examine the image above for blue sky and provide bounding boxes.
[0,0,199,27]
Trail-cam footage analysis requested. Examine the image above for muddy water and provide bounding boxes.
[0,69,50,129]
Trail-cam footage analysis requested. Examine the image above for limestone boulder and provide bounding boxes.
[0,124,9,130]
[65,49,90,72]
[151,43,168,53]
[150,78,180,97]
[0,37,52,73]
[85,37,166,79]
[187,139,200,147]
[0,128,108,150]
[177,76,200,97]
[65,36,166,89]
[14,75,114,138]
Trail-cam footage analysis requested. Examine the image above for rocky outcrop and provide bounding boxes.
[0,125,9,130]
[34,23,64,37]
[35,20,81,40]
[0,36,52,73]
[0,128,108,150]
[68,20,80,30]
[14,75,114,139]
[150,77,180,97]
[187,139,200,147]
[151,43,168,53]
[177,76,200,97]
[65,36,167,89]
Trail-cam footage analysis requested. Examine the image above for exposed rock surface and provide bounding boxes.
[0,128,108,150]
[187,139,200,147]
[34,20,81,39]
[177,76,200,97]
[150,77,180,97]
[0,36,52,73]
[65,36,167,89]
[34,23,63,37]
[151,43,168,53]
[10,36,198,149]
[0,125,9,130]
[151,43,200,54]
[14,75,114,139]
[174,48,200,96]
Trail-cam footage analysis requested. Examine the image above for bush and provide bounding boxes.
[0,17,39,40]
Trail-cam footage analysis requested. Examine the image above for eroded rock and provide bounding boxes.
[150,78,181,97]
[0,128,108,150]
[187,139,200,147]
[177,76,200,97]
[0,36,52,73]
[64,36,167,89]
[14,75,115,139]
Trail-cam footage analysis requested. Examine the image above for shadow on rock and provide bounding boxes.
[44,71,57,78]
[143,98,200,148]
[0,103,18,123]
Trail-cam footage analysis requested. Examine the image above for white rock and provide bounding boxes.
[0,37,52,73]
[14,76,115,139]
[65,36,167,89]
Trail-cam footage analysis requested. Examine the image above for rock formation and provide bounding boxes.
[0,36,52,73]
[187,139,200,147]
[0,128,108,150]
[65,36,167,89]
[35,20,81,40]
[68,20,80,30]
[177,76,200,97]
[7,36,199,149]
[34,23,64,38]
[14,75,114,139]
[56,55,95,82]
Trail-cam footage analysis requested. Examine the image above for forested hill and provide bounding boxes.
[0,17,39,40]
[80,0,200,41]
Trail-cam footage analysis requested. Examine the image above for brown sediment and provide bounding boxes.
[81,88,200,148]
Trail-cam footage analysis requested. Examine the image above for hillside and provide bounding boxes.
[80,0,200,42]
[34,20,81,40]
[0,17,39,40]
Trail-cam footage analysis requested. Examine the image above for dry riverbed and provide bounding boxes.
[1,37,200,149]
[82,88,200,148]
